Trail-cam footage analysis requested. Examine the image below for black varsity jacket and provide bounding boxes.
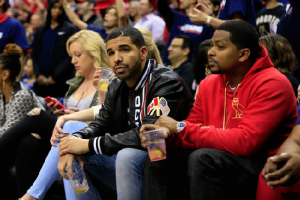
[73,59,194,155]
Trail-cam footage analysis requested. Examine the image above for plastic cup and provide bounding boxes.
[142,129,167,162]
[98,67,114,92]
[66,159,89,194]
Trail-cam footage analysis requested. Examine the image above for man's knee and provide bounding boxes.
[188,148,227,170]
[116,148,147,169]
[27,108,41,116]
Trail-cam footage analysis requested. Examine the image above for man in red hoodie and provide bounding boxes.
[140,20,298,200]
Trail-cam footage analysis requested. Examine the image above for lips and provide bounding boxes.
[75,66,80,70]
[115,66,126,73]
[209,59,216,66]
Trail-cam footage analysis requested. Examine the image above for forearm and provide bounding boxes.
[207,16,225,28]
[63,5,87,30]
[116,0,128,26]
[61,108,95,122]
[276,125,300,155]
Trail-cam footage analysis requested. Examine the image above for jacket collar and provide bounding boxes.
[132,58,154,91]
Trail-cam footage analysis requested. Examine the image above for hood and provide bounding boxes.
[220,45,274,87]
[44,0,66,31]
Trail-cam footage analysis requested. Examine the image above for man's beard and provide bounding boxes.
[209,58,222,74]
[114,55,142,80]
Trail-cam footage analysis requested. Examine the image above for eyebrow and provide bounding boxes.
[107,44,131,53]
[214,40,226,44]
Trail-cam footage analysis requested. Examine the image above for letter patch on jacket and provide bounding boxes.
[147,97,170,116]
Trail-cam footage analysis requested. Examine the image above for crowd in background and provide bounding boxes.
[0,0,300,199]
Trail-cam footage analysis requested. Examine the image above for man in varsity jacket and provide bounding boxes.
[57,26,194,199]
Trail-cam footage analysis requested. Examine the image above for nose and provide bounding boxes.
[208,47,214,57]
[168,45,172,51]
[71,56,77,64]
[114,51,122,64]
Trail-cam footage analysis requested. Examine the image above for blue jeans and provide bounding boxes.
[27,121,100,200]
[116,148,147,200]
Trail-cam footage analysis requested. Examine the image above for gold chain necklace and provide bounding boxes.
[223,82,241,130]
[75,85,91,108]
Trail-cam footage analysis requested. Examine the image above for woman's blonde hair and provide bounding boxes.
[66,30,110,76]
[136,27,163,64]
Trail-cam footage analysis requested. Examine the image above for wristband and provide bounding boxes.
[44,78,48,83]
[206,16,212,25]
[63,4,71,9]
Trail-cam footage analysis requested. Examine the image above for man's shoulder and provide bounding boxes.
[2,17,22,28]
[151,63,182,81]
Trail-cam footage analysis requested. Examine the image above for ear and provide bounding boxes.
[88,3,93,10]
[139,46,148,61]
[1,69,10,81]
[183,47,190,57]
[238,48,251,63]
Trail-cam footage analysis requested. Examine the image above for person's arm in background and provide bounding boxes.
[31,27,45,85]
[150,0,174,30]
[116,0,129,26]
[189,2,244,28]
[59,0,87,30]
[262,123,300,187]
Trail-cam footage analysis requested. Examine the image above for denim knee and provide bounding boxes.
[116,148,147,170]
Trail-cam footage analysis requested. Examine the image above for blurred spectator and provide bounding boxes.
[32,0,77,97]
[155,40,166,59]
[92,0,115,27]
[256,0,285,37]
[192,39,212,96]
[77,0,97,24]
[0,0,30,53]
[0,44,41,198]
[129,0,140,24]
[168,35,194,92]
[136,27,163,64]
[277,0,300,81]
[15,0,47,15]
[192,39,211,85]
[259,34,299,98]
[61,0,118,40]
[134,0,165,41]
[21,55,36,90]
[190,0,256,28]
[200,0,221,18]
[152,0,213,65]
[30,12,44,31]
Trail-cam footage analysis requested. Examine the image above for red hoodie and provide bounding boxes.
[167,45,298,158]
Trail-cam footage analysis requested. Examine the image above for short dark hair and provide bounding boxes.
[193,39,212,84]
[106,26,145,49]
[3,0,9,12]
[216,21,259,63]
[175,35,194,59]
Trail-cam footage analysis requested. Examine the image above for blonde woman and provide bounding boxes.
[15,30,110,200]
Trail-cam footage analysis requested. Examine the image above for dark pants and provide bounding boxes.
[0,110,56,196]
[143,149,193,200]
[188,148,264,200]
[143,148,264,200]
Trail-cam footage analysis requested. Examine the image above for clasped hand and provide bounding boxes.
[262,153,300,187]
